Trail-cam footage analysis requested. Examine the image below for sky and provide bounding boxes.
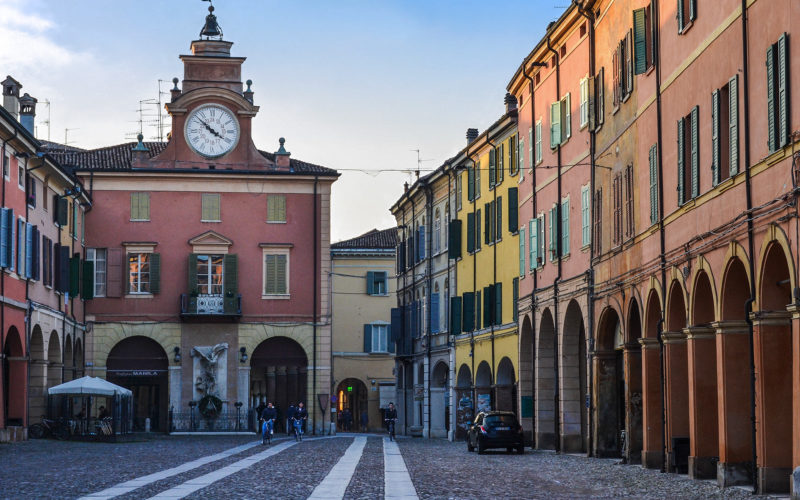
[0,0,565,242]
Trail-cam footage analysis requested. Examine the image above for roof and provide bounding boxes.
[41,140,338,176]
[332,227,398,250]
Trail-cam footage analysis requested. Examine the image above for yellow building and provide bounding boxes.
[451,105,520,438]
[331,228,397,433]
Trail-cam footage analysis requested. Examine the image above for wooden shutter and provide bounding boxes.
[431,292,440,333]
[550,101,561,147]
[549,207,556,260]
[484,204,491,244]
[778,34,789,148]
[626,31,634,94]
[69,254,80,297]
[564,93,571,140]
[634,8,647,74]
[519,226,525,276]
[366,271,375,295]
[476,209,481,250]
[512,278,519,323]
[489,149,496,187]
[677,0,684,32]
[711,89,720,185]
[594,188,602,254]
[150,253,161,294]
[499,143,504,182]
[483,285,492,328]
[561,199,569,256]
[0,208,8,268]
[31,226,39,280]
[496,196,502,241]
[597,68,605,126]
[363,324,372,352]
[467,213,475,253]
[222,254,238,313]
[81,259,94,299]
[450,297,462,336]
[462,292,474,332]
[494,282,502,326]
[728,75,739,176]
[529,219,537,270]
[448,219,462,259]
[767,44,777,152]
[649,144,659,224]
[612,48,620,107]
[187,253,198,310]
[677,117,685,205]
[25,223,32,278]
[691,106,699,198]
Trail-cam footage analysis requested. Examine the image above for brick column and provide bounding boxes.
[623,343,643,464]
[663,331,689,473]
[639,337,663,469]
[685,326,718,479]
[789,305,800,499]
[714,320,752,487]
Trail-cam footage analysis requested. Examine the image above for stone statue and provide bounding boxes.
[192,343,228,397]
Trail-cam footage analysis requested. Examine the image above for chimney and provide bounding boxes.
[274,137,291,169]
[466,128,478,144]
[404,181,409,192]
[19,93,37,135]
[504,93,518,113]
[2,76,22,119]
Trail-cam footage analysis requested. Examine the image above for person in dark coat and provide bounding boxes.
[286,404,296,435]
[260,403,277,444]
[294,402,308,435]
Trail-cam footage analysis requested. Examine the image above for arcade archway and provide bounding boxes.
[107,336,169,431]
[495,357,516,414]
[455,364,472,438]
[250,336,308,432]
[336,378,367,432]
[3,327,25,426]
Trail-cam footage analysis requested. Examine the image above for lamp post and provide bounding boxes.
[234,401,243,431]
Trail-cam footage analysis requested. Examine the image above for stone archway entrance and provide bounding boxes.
[594,307,623,458]
[250,337,308,433]
[3,327,26,427]
[455,364,472,439]
[495,357,516,414]
[107,336,169,432]
[336,378,367,432]
[430,361,449,437]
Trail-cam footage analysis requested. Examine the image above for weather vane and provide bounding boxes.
[200,0,223,40]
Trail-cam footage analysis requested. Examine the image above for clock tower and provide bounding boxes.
[149,5,272,170]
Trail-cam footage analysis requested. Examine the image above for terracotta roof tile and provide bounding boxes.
[331,227,398,250]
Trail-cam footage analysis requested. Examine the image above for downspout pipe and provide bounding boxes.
[546,32,563,454]
[740,0,758,491]
[423,178,432,439]
[467,149,479,412]
[653,0,669,472]
[1,132,13,428]
[521,64,538,449]
[445,166,455,440]
[574,0,596,457]
[313,175,318,435]
[485,135,497,408]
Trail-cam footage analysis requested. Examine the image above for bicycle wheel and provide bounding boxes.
[28,423,46,439]
[54,425,69,441]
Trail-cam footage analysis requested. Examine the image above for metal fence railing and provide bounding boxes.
[169,409,253,432]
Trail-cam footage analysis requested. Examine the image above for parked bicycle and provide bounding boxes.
[28,416,70,440]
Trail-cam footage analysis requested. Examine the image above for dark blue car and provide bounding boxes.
[467,411,525,454]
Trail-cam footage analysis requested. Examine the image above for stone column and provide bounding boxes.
[169,366,182,411]
[639,338,664,470]
[752,311,792,494]
[423,356,430,438]
[275,366,287,419]
[714,320,752,487]
[623,343,643,464]
[685,326,718,479]
[237,366,250,412]
[662,331,689,472]
[28,360,48,421]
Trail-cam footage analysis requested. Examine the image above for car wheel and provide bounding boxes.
[477,438,486,455]
[467,437,474,452]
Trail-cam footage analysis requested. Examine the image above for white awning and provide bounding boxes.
[48,376,132,397]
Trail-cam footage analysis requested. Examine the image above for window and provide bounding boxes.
[516,133,523,178]
[712,76,739,185]
[593,188,603,255]
[128,253,151,294]
[633,4,655,74]
[594,68,605,128]
[581,185,590,247]
[196,254,223,295]
[509,135,518,176]
[70,201,78,240]
[433,209,441,255]
[263,252,288,295]
[467,212,475,253]
[475,208,482,251]
[613,174,622,245]
[677,106,699,205]
[130,192,150,221]
[624,165,634,238]
[42,235,52,287]
[475,161,481,198]
[366,271,388,296]
[368,324,389,353]
[550,94,571,148]
[2,154,8,179]
[201,193,220,222]
[649,144,659,225]
[26,175,36,207]
[519,225,526,276]
[456,174,462,211]
[17,164,24,189]
[528,126,533,171]
[489,148,496,188]
[87,248,107,297]
[613,32,633,107]
[548,206,557,261]
[267,195,286,223]
[529,219,537,270]
[766,34,790,153]
[677,0,697,33]
[561,198,570,257]
[535,120,543,164]
[580,78,590,128]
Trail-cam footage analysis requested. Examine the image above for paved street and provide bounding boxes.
[0,434,784,499]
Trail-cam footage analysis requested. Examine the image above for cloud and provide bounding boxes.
[0,4,87,70]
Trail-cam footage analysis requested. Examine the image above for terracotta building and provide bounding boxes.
[330,228,397,433]
[48,8,337,434]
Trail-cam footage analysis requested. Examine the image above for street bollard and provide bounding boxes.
[145,418,151,433]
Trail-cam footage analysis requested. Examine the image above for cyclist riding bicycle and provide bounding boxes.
[260,402,277,445]
[384,402,398,441]
[292,402,307,441]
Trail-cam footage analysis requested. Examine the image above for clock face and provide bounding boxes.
[184,104,240,158]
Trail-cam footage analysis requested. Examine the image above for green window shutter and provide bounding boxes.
[512,278,518,322]
[508,187,518,233]
[489,149,496,187]
[767,44,777,152]
[633,8,647,75]
[528,127,533,169]
[484,203,491,245]
[549,207,556,261]
[711,89,720,185]
[468,166,475,201]
[476,209,481,250]
[530,219,537,269]
[499,142,505,182]
[58,197,68,226]
[483,285,492,328]
[496,196,502,240]
[561,199,569,257]
[224,254,238,313]
[564,93,571,140]
[475,290,481,330]
[150,253,161,294]
[187,253,198,312]
[677,118,685,205]
[142,193,150,220]
[677,0,684,32]
[364,324,372,352]
[519,226,525,276]
[366,271,375,295]
[448,219,462,259]
[649,144,659,224]
[729,75,739,176]
[778,34,789,148]
[450,296,462,336]
[466,213,475,253]
[81,259,94,300]
[130,193,137,220]
[69,254,80,297]
[691,106,699,198]
[462,292,474,332]
[550,101,561,148]
[582,186,590,246]
[494,282,502,326]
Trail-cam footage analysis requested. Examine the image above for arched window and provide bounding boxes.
[434,209,441,255]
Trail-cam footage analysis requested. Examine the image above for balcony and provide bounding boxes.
[180,293,241,320]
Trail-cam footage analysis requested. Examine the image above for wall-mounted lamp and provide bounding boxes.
[239,346,248,364]
[173,346,181,363]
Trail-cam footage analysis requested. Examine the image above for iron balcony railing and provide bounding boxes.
[179,293,242,318]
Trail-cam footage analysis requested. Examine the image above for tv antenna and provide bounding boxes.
[409,149,435,179]
[64,128,79,150]
[37,99,51,141]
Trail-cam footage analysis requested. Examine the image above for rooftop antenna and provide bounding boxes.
[64,128,78,150]
[38,99,51,141]
[409,149,435,180]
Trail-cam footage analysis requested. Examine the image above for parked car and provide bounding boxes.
[466,411,524,454]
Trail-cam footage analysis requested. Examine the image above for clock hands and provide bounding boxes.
[200,119,223,139]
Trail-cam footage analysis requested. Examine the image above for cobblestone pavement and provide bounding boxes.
[0,433,791,499]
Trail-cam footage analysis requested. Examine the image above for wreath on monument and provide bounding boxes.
[198,395,223,419]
